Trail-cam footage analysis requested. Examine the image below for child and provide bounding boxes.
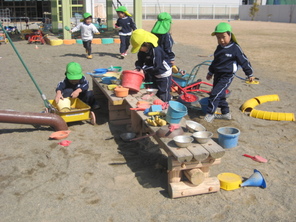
[70,13,99,59]
[131,29,172,102]
[55,62,99,110]
[151,12,175,65]
[115,6,137,58]
[205,22,255,123]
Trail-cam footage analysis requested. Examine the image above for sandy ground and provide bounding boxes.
[1,20,296,221]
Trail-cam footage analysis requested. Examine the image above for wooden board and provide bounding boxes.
[201,139,226,159]
[187,144,210,162]
[168,156,221,171]
[168,177,220,198]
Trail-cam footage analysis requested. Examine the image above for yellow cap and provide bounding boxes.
[130,29,158,53]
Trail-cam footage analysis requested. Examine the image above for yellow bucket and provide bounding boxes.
[218,173,242,191]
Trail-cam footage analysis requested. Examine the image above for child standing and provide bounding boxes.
[131,29,172,102]
[70,13,99,59]
[55,62,99,110]
[115,6,137,58]
[205,22,255,123]
[151,12,175,65]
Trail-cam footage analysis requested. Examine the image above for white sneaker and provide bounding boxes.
[204,114,215,123]
[215,113,232,120]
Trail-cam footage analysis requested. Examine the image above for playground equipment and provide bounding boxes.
[27,29,45,44]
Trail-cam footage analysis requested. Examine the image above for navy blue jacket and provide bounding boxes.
[56,76,89,92]
[154,33,175,62]
[135,46,171,76]
[115,17,136,35]
[209,41,253,77]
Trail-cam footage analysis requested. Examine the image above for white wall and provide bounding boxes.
[239,5,296,23]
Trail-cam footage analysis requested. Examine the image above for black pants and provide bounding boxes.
[207,73,234,114]
[83,40,92,55]
[151,75,172,102]
[62,88,96,107]
[119,35,131,54]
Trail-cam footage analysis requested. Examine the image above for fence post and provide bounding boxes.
[229,6,231,20]
[213,5,215,19]
[180,4,182,19]
[197,4,199,19]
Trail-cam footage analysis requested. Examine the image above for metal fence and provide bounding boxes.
[118,4,239,20]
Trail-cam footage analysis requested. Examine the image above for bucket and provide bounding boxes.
[121,70,145,92]
[199,97,209,114]
[166,101,188,124]
[217,127,240,149]
[114,87,129,97]
[57,97,71,112]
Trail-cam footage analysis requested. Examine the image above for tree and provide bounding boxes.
[249,1,260,21]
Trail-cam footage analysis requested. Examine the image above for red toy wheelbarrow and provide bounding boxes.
[171,60,231,103]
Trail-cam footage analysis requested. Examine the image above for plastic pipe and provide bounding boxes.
[0,110,68,131]
[250,109,295,121]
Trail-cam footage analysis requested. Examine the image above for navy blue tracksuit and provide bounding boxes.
[154,33,175,63]
[207,41,253,114]
[115,17,137,54]
[135,46,172,102]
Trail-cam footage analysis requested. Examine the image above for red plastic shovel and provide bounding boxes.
[243,154,268,163]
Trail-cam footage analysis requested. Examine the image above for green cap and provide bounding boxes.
[151,12,172,34]
[66,62,84,80]
[116,6,132,17]
[211,22,238,44]
[83,12,92,19]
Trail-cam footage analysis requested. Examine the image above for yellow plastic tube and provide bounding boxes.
[255,94,280,104]
[240,98,260,112]
[250,109,295,121]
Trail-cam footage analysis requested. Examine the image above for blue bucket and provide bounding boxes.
[166,101,187,124]
[199,97,209,114]
[217,127,240,149]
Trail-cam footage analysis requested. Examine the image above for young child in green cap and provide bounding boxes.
[115,6,137,58]
[55,62,99,109]
[204,22,255,123]
[151,12,175,65]
[69,13,100,59]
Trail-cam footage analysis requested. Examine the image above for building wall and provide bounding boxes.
[239,5,296,22]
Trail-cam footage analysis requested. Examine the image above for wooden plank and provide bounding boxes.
[109,109,130,120]
[156,137,193,163]
[168,177,220,198]
[201,139,226,159]
[110,119,131,125]
[187,144,210,162]
[168,156,221,171]
[91,76,125,105]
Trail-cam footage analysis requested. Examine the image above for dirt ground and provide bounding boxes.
[0,20,296,221]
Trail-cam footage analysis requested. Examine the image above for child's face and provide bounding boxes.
[140,42,152,53]
[69,79,80,85]
[216,32,231,47]
[117,12,125,18]
[84,17,92,25]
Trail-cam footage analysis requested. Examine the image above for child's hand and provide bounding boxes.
[206,73,213,81]
[71,89,82,98]
[55,91,63,104]
[248,76,255,82]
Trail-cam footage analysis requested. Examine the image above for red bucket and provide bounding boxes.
[121,70,145,92]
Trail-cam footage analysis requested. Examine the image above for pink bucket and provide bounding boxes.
[121,70,145,92]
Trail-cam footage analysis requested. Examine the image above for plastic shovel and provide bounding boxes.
[243,154,268,163]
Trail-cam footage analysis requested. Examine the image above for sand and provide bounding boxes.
[0,20,296,221]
